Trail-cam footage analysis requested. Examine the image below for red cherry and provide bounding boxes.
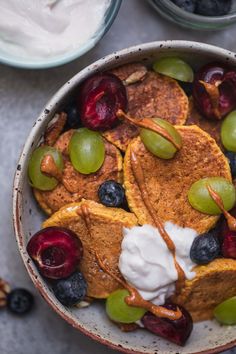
[27,227,83,279]
[220,207,236,259]
[222,230,236,259]
[77,73,127,130]
[141,303,193,346]
[193,62,236,120]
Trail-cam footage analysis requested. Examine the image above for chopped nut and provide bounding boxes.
[115,322,139,332]
[0,278,11,307]
[75,296,93,309]
[124,68,148,86]
[44,112,67,146]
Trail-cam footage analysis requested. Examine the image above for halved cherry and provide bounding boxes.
[77,73,127,130]
[27,227,83,279]
[193,62,236,120]
[142,303,193,346]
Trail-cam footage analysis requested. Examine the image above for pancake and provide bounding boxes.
[34,129,123,215]
[123,125,231,234]
[103,64,189,151]
[171,258,236,322]
[186,97,223,150]
[43,200,138,298]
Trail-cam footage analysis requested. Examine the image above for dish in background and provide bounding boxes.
[13,40,236,354]
[0,0,121,69]
[148,0,236,30]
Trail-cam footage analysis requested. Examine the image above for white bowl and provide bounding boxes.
[13,40,236,354]
[0,0,121,69]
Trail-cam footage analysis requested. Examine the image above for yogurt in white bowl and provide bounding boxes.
[0,0,121,69]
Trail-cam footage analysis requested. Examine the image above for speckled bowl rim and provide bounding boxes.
[0,0,122,69]
[13,40,236,354]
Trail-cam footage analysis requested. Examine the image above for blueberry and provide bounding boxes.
[190,232,220,264]
[52,271,87,306]
[64,103,81,130]
[98,180,125,207]
[179,81,193,96]
[224,151,236,178]
[195,0,232,16]
[171,0,196,13]
[7,288,34,315]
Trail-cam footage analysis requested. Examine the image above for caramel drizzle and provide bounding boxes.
[116,109,181,150]
[96,252,182,320]
[207,185,236,231]
[40,154,75,194]
[77,202,182,321]
[199,80,221,119]
[130,151,186,295]
[40,154,63,181]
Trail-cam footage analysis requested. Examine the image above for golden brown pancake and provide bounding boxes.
[103,64,189,151]
[43,200,138,298]
[171,258,236,322]
[186,97,223,150]
[43,200,236,322]
[123,125,231,234]
[34,130,123,215]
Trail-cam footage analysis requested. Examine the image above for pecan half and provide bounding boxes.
[44,112,67,146]
[0,278,10,307]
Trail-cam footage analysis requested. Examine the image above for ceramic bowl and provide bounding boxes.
[13,40,236,354]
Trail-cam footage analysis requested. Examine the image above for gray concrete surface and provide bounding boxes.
[0,0,235,353]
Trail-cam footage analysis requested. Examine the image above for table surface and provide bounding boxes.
[1,1,236,353]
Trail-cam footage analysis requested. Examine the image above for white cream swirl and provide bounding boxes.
[0,0,111,59]
[118,223,197,306]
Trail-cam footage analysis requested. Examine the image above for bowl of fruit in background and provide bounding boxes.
[149,0,236,30]
[13,40,236,354]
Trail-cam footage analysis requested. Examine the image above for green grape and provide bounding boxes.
[106,289,146,324]
[221,110,236,152]
[188,177,236,215]
[214,296,236,325]
[28,146,63,191]
[140,118,182,159]
[69,128,105,174]
[153,57,194,83]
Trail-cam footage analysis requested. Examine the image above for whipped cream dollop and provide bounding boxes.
[119,223,197,306]
[0,0,110,59]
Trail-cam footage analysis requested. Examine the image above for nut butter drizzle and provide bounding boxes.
[77,202,92,233]
[207,185,236,230]
[199,81,221,119]
[77,202,182,320]
[116,109,181,150]
[40,154,63,181]
[40,154,75,194]
[96,252,182,320]
[130,151,186,295]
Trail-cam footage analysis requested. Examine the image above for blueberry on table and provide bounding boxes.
[171,0,196,13]
[7,289,34,315]
[195,0,232,16]
[52,271,87,306]
[190,232,220,264]
[98,180,125,207]
[224,151,236,178]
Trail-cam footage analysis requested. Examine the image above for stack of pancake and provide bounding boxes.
[35,63,236,322]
